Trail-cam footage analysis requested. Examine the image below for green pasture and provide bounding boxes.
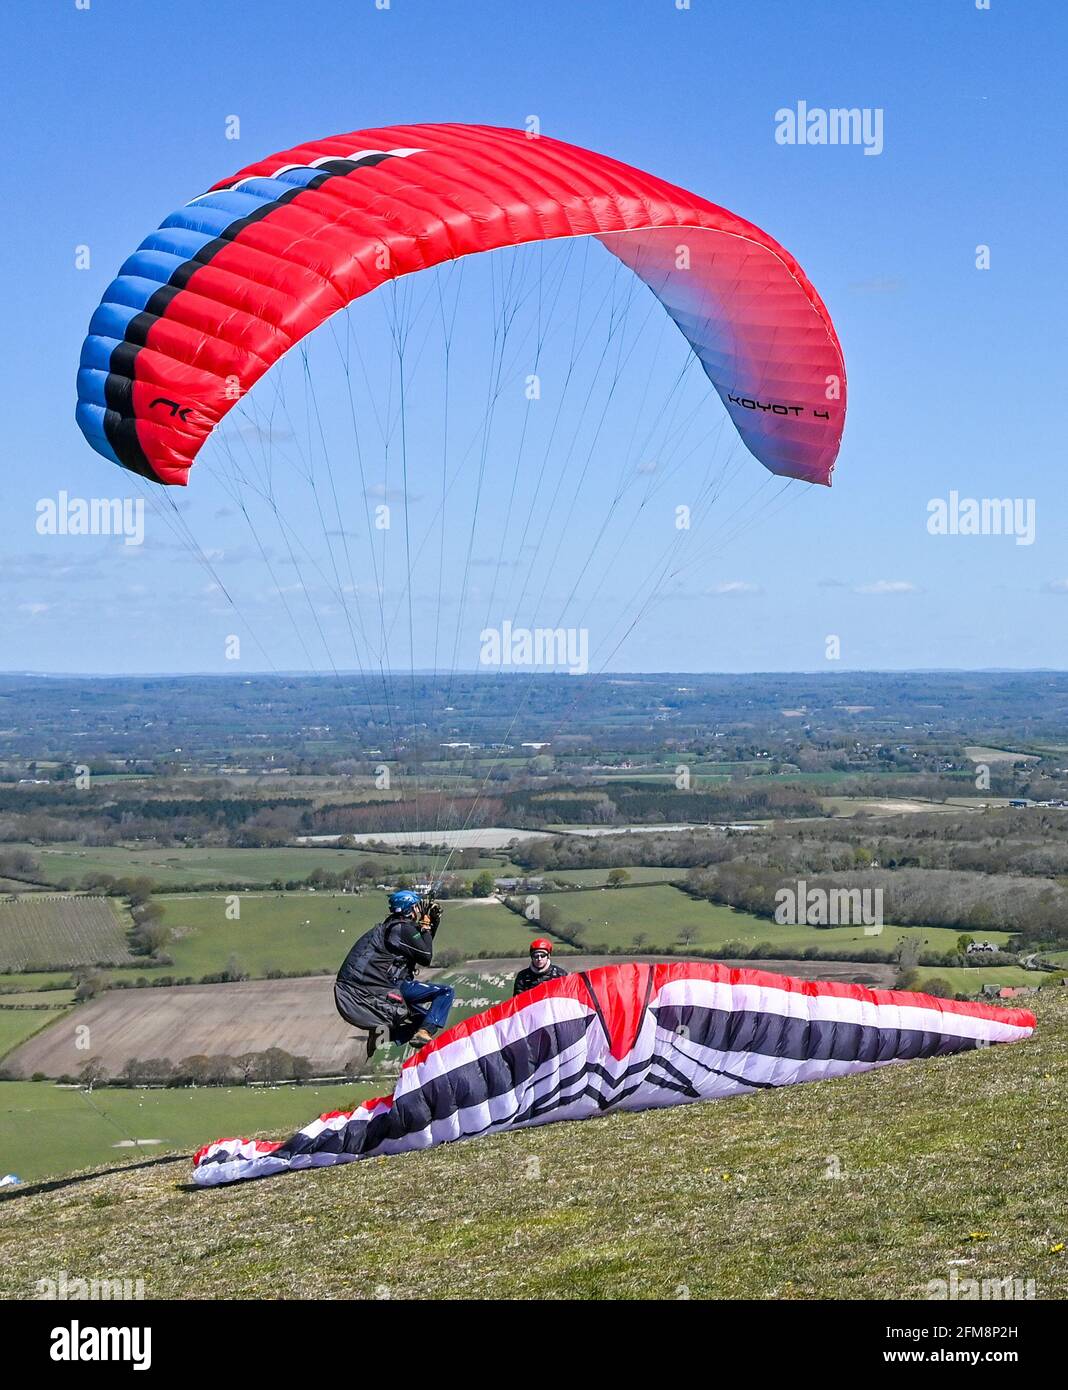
[543,884,1011,958]
[0,1080,380,1184]
[0,991,76,1008]
[106,893,531,982]
[10,843,514,891]
[544,867,689,887]
[0,1008,74,1061]
[0,973,74,994]
[913,966,1044,994]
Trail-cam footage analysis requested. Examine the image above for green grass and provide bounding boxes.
[913,966,1041,993]
[0,990,75,1008]
[0,1008,73,1061]
[0,973,73,994]
[0,1080,380,1184]
[587,772,732,784]
[13,843,513,891]
[544,867,690,887]
[110,893,534,983]
[0,993,1060,1300]
[547,883,1010,957]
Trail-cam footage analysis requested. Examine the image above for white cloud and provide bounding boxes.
[364,482,423,503]
[1043,579,1068,594]
[853,579,918,595]
[709,580,763,597]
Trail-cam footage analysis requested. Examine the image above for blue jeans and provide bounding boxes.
[399,980,455,1033]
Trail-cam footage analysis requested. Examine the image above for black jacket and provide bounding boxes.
[334,915,434,1029]
[513,963,569,997]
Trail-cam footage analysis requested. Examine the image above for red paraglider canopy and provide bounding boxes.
[77,123,846,488]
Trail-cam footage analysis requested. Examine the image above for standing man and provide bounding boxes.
[335,890,454,1052]
[513,938,568,997]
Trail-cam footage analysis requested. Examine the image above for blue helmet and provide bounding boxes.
[388,890,421,916]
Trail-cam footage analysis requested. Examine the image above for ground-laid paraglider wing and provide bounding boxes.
[192,961,1034,1187]
[77,122,845,489]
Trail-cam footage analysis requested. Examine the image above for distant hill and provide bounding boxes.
[1,994,1063,1300]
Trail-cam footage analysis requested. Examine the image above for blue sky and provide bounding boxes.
[1,0,1065,675]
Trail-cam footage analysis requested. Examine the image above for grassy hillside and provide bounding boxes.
[1,994,1062,1301]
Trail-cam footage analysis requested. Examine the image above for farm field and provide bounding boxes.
[550,822,766,837]
[2,960,522,1085]
[301,828,548,850]
[545,883,1011,957]
[964,746,1040,764]
[0,990,76,1008]
[4,975,367,1081]
[585,763,935,783]
[0,1007,73,1060]
[912,966,1046,993]
[7,843,516,891]
[587,771,732,784]
[0,896,134,971]
[818,796,985,818]
[128,892,533,982]
[0,1079,380,1184]
[544,867,690,887]
[0,972,73,994]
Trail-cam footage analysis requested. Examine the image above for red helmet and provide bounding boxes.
[530,938,553,954]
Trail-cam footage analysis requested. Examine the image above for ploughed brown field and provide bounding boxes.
[3,976,370,1080]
